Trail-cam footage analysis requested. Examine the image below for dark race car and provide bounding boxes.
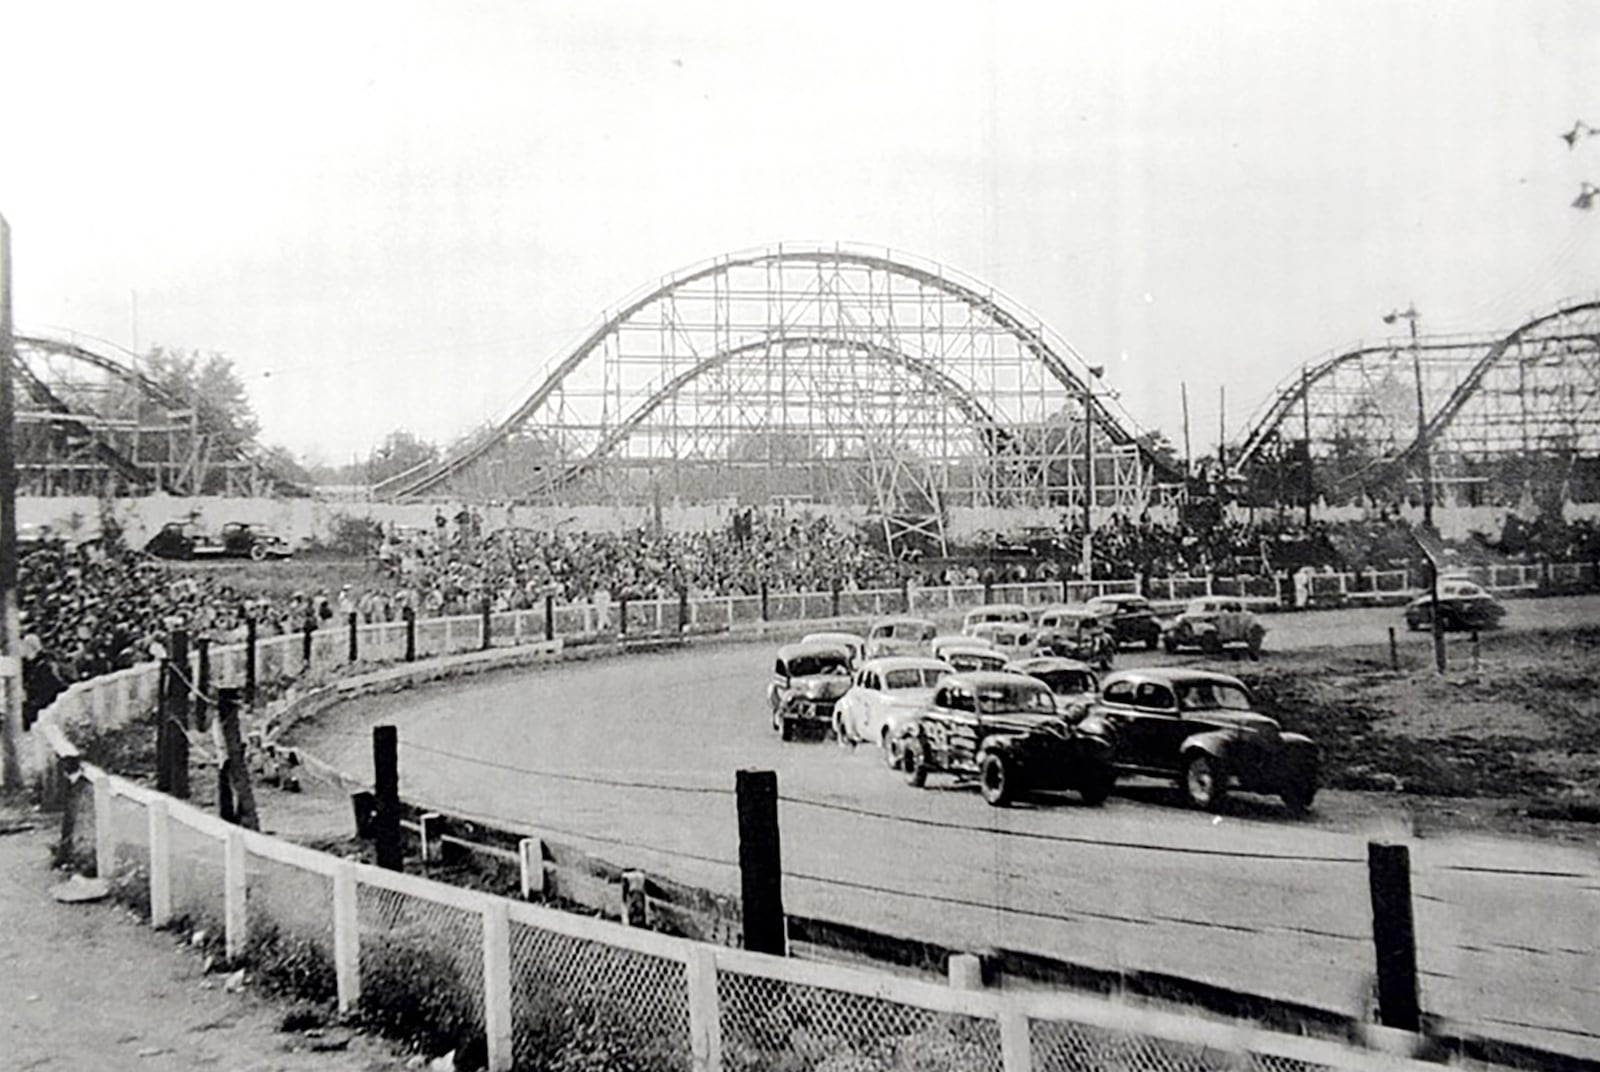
[893,671,1115,807]
[1084,593,1163,650]
[1090,668,1318,814]
[1403,579,1506,632]
[144,520,294,561]
[767,641,855,741]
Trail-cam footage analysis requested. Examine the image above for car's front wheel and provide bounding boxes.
[880,728,899,768]
[1183,753,1227,811]
[1163,634,1179,654]
[979,753,1015,807]
[833,711,853,748]
[1078,764,1114,806]
[249,543,268,562]
[903,739,930,788]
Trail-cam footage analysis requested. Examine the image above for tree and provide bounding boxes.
[142,347,261,444]
[366,429,440,484]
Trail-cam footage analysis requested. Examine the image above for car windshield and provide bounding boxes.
[948,653,1004,671]
[884,667,944,689]
[975,683,1056,715]
[788,655,850,677]
[1033,669,1097,695]
[1177,681,1253,711]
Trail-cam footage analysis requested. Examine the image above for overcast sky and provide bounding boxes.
[5,0,1598,465]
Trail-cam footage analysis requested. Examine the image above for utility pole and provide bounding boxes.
[0,215,22,788]
[1180,381,1192,479]
[1384,305,1432,531]
[1080,366,1104,585]
[1301,365,1314,527]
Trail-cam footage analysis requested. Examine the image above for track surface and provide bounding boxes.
[300,596,1600,1059]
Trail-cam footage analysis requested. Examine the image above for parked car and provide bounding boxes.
[768,641,855,741]
[930,635,1009,674]
[144,520,295,561]
[1033,608,1116,670]
[864,616,938,659]
[834,655,955,758]
[964,621,1041,661]
[1003,656,1100,703]
[1084,594,1163,650]
[1161,598,1265,658]
[1090,668,1318,813]
[960,603,1033,635]
[893,671,1116,807]
[1403,580,1506,632]
[801,631,868,668]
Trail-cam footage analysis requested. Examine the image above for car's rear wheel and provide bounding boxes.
[1183,753,1227,811]
[1201,632,1223,656]
[249,543,267,562]
[778,717,794,742]
[1163,634,1179,654]
[1146,633,1159,651]
[979,754,1014,807]
[1281,777,1317,816]
[880,728,898,768]
[833,711,853,748]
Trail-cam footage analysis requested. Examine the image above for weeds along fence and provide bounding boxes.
[58,762,1460,1072]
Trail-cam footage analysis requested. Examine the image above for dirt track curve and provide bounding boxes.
[297,596,1600,1060]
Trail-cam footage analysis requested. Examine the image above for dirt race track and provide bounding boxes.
[297,595,1600,1061]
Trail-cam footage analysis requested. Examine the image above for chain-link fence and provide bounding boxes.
[70,764,1448,1072]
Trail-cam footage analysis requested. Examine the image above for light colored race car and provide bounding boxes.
[963,620,1040,661]
[801,631,867,668]
[960,603,1033,635]
[1003,656,1101,704]
[930,635,1009,674]
[833,655,954,761]
[768,641,855,741]
[1161,598,1266,658]
[864,616,938,659]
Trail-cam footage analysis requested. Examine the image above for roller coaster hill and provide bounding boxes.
[16,246,1600,557]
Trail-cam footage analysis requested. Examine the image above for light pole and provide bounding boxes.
[1385,303,1445,672]
[1080,365,1105,586]
[1383,304,1432,531]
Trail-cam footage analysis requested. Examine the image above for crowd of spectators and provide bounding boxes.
[17,505,1600,722]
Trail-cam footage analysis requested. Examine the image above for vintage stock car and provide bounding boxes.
[768,641,855,741]
[892,671,1116,807]
[1089,668,1318,813]
[1161,598,1266,658]
[1084,593,1164,650]
[833,655,954,758]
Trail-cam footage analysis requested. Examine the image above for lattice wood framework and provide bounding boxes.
[383,244,1172,527]
[11,333,301,497]
[1234,298,1600,507]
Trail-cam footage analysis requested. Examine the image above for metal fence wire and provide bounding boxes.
[1032,1018,1258,1072]
[357,881,486,1035]
[508,918,692,1071]
[246,850,337,997]
[716,966,1004,1072]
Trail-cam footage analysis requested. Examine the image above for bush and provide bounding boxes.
[246,920,337,1003]
[358,927,481,1057]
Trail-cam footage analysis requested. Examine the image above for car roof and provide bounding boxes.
[776,640,854,660]
[940,670,1051,690]
[933,635,998,650]
[1099,667,1248,690]
[802,631,865,645]
[1004,656,1095,674]
[964,602,1031,614]
[1039,607,1096,620]
[1087,593,1145,604]
[860,655,955,673]
[870,616,936,628]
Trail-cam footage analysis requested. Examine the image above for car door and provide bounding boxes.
[925,683,979,769]
[1102,680,1182,773]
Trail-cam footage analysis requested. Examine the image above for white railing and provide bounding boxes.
[73,764,1440,1072]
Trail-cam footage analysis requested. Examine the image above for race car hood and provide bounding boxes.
[977,711,1068,735]
[792,676,853,701]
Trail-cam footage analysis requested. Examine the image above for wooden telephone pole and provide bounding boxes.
[0,215,23,789]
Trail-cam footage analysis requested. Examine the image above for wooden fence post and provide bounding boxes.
[224,827,248,962]
[1367,841,1421,1032]
[686,945,724,1072]
[403,606,416,662]
[148,797,172,928]
[760,582,769,623]
[158,630,189,799]
[194,636,211,732]
[830,580,840,618]
[301,618,315,673]
[244,616,257,708]
[544,594,555,642]
[619,595,629,637]
[902,578,912,613]
[93,772,114,879]
[622,869,648,927]
[481,598,492,651]
[948,952,984,990]
[332,861,361,1014]
[1388,627,1399,672]
[483,898,513,1071]
[518,837,545,898]
[348,611,359,663]
[735,769,785,957]
[678,587,689,634]
[216,688,259,830]
[373,725,402,870]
